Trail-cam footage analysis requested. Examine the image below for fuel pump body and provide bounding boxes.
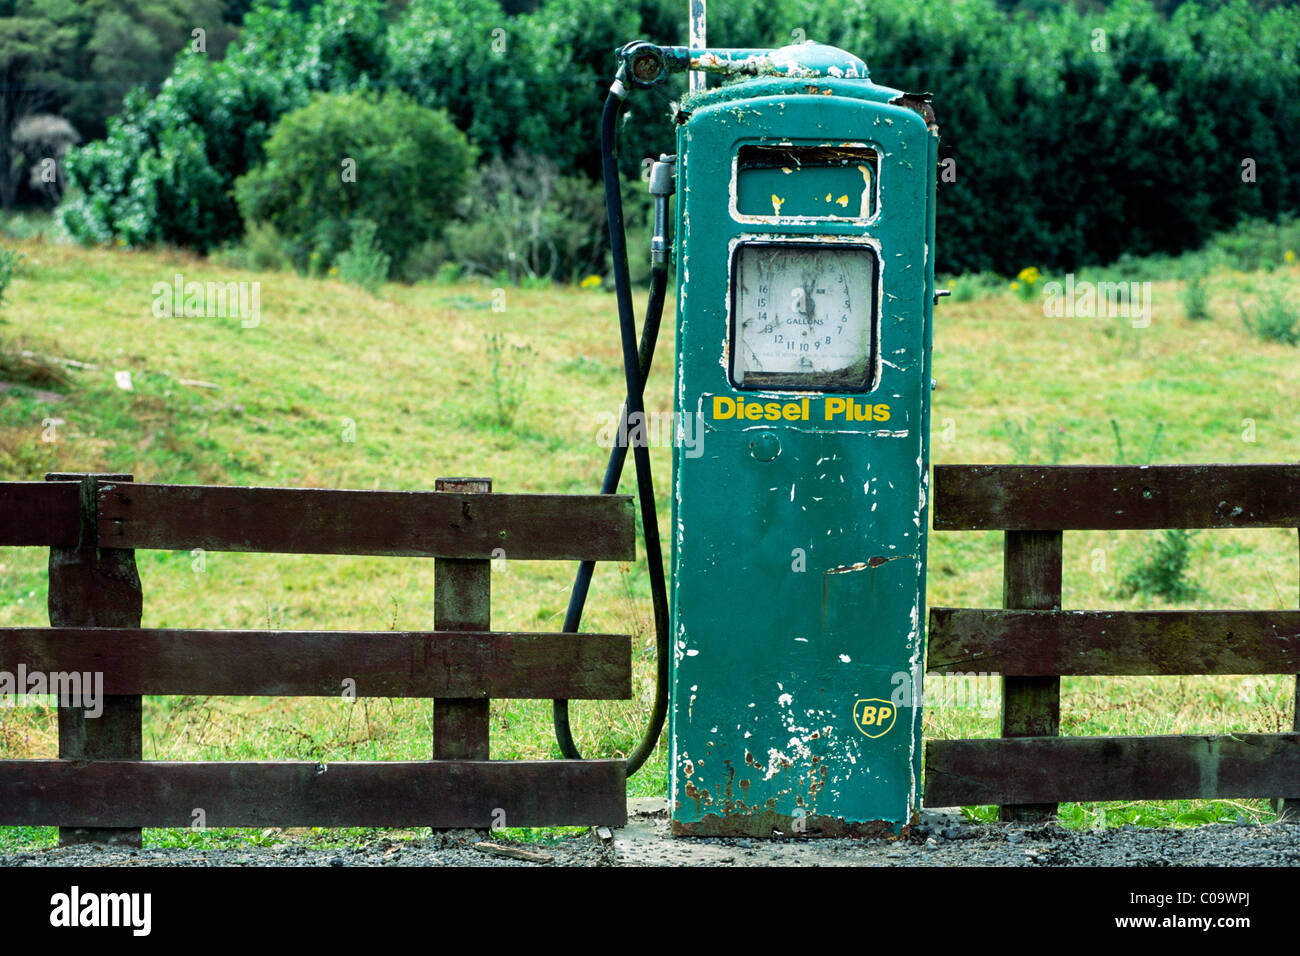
[669,63,937,836]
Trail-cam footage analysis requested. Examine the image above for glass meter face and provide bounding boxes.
[730,241,878,391]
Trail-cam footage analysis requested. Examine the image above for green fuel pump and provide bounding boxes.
[555,35,939,838]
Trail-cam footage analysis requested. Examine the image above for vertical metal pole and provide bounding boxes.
[689,0,706,93]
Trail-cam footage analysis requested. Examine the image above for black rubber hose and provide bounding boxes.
[553,263,666,759]
[552,89,671,778]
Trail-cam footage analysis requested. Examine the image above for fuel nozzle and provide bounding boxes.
[649,154,676,268]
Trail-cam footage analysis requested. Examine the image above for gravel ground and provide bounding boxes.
[4,802,1298,867]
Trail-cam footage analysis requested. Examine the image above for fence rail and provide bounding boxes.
[928,609,1300,675]
[933,463,1300,530]
[0,481,80,546]
[925,463,1300,821]
[0,627,630,698]
[97,481,635,558]
[0,760,627,829]
[0,472,635,846]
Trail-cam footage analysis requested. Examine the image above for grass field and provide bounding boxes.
[0,230,1297,849]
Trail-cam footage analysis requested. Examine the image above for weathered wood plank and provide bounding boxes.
[924,734,1300,806]
[433,477,492,765]
[934,464,1300,531]
[1000,529,1061,821]
[0,481,80,546]
[1281,529,1300,820]
[928,608,1300,675]
[0,760,628,828]
[96,482,636,560]
[0,628,631,699]
[46,472,143,848]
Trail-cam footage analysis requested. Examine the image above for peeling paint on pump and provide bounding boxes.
[667,39,938,838]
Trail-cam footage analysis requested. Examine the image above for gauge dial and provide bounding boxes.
[731,242,877,391]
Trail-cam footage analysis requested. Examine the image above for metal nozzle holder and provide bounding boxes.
[649,154,676,267]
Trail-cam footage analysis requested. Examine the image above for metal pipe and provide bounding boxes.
[689,0,706,93]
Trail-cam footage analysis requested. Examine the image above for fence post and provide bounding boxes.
[1280,529,1300,822]
[1000,529,1062,823]
[432,478,492,770]
[46,472,143,847]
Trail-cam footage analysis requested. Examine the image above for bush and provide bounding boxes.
[0,247,23,307]
[944,272,1004,303]
[388,0,642,180]
[209,221,295,273]
[1207,216,1300,272]
[788,0,1300,274]
[445,155,608,284]
[55,0,1300,275]
[1181,272,1211,321]
[234,90,475,278]
[484,331,535,428]
[399,239,450,284]
[1120,530,1199,602]
[57,0,390,252]
[60,53,297,251]
[1240,286,1300,346]
[334,220,391,293]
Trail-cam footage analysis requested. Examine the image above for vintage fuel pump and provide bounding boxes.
[555,32,939,838]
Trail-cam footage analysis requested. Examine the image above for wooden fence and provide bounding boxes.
[0,473,635,846]
[923,464,1300,821]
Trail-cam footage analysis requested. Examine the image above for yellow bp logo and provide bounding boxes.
[853,698,896,738]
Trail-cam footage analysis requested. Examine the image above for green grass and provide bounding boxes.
[0,227,1298,848]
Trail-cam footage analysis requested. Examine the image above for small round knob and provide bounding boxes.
[749,432,781,462]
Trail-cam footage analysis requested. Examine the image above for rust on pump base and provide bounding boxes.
[673,810,906,839]
[673,750,908,838]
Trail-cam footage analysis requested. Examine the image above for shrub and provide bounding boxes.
[400,239,449,283]
[54,0,1300,275]
[209,221,295,273]
[945,272,1004,303]
[57,0,390,252]
[484,331,535,428]
[445,155,608,284]
[60,54,295,251]
[334,220,391,293]
[1208,216,1300,272]
[1011,267,1041,302]
[1181,272,1211,321]
[0,247,22,307]
[1240,286,1300,346]
[1120,530,1199,602]
[234,90,475,278]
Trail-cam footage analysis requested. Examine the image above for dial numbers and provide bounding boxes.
[732,242,877,391]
